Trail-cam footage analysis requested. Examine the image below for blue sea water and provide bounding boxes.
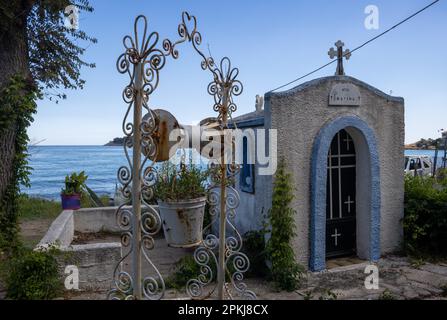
[24,146,126,200]
[23,146,446,200]
[24,146,208,200]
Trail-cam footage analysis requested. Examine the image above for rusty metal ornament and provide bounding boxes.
[142,109,181,162]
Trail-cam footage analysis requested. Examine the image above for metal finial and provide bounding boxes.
[328,40,351,75]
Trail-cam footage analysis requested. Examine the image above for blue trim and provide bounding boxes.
[310,116,381,271]
[240,137,255,193]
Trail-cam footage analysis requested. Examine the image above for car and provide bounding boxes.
[404,155,433,176]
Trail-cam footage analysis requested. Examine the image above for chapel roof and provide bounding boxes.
[230,75,404,128]
[265,75,404,103]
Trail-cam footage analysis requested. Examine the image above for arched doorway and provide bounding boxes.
[326,129,356,258]
[310,116,381,271]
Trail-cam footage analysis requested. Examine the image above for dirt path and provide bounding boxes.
[19,218,55,248]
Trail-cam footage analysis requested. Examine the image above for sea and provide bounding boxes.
[22,146,446,200]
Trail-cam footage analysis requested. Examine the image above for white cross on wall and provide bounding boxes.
[331,228,341,246]
[344,195,355,213]
[343,136,352,150]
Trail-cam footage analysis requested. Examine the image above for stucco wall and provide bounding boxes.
[261,75,404,267]
[232,125,271,235]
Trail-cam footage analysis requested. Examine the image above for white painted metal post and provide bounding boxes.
[132,61,143,300]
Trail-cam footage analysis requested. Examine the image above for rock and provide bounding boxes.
[420,264,447,277]
[403,268,447,287]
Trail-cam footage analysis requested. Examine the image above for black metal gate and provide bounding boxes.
[326,129,356,258]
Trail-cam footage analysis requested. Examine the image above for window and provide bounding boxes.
[415,158,422,170]
[240,137,255,193]
[409,159,416,170]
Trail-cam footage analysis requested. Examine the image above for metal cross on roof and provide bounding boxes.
[328,40,351,76]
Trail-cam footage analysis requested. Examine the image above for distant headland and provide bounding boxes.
[104,137,124,146]
[405,137,444,150]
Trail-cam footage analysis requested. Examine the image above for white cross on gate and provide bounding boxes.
[344,195,355,213]
[331,228,341,246]
[343,135,352,151]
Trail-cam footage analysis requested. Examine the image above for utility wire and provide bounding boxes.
[268,0,441,93]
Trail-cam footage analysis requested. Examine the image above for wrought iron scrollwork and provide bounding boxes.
[109,11,256,300]
[109,14,165,301]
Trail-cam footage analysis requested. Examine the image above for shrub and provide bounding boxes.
[265,158,305,291]
[378,289,396,300]
[403,174,447,257]
[165,255,201,290]
[3,246,63,300]
[165,251,241,290]
[242,231,269,278]
[155,162,209,202]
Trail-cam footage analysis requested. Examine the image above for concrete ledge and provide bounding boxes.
[74,207,121,233]
[37,210,74,249]
[66,243,122,290]
[37,207,125,290]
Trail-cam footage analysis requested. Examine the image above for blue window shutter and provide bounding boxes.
[240,137,255,193]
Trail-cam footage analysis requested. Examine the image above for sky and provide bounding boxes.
[27,0,447,145]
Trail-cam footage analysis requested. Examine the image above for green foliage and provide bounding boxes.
[61,171,87,195]
[165,255,201,290]
[0,0,96,254]
[165,253,239,290]
[242,231,269,278]
[302,290,314,300]
[437,169,447,186]
[18,194,61,220]
[0,0,97,100]
[155,162,209,202]
[318,289,338,300]
[0,76,38,252]
[403,174,447,257]
[413,138,442,149]
[378,289,396,300]
[265,158,305,291]
[2,246,63,300]
[84,184,106,207]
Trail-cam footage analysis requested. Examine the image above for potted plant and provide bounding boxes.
[60,171,88,210]
[155,162,209,247]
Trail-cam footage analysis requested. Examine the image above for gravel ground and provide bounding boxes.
[60,255,447,300]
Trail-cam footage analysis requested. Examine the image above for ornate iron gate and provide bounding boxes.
[108,12,256,300]
[326,129,356,258]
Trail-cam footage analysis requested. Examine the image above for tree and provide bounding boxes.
[265,158,304,291]
[0,0,96,250]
